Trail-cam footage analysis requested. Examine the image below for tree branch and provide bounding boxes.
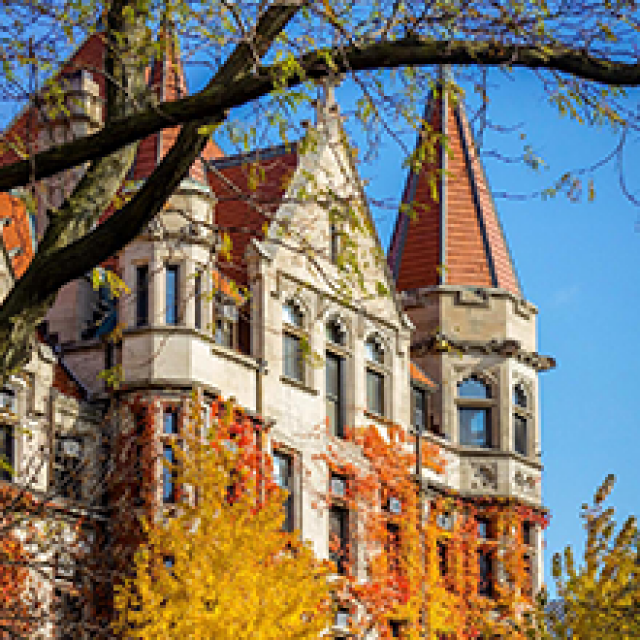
[0,2,303,380]
[1,38,638,191]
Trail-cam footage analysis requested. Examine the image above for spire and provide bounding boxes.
[131,23,221,183]
[388,70,521,297]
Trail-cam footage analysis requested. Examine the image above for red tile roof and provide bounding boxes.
[388,79,521,297]
[207,145,299,287]
[131,38,222,184]
[0,193,34,279]
[35,328,89,401]
[52,361,86,401]
[1,29,223,227]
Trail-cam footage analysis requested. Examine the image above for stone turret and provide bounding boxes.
[389,70,554,592]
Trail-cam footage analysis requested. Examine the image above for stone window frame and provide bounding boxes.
[455,372,499,450]
[364,333,391,419]
[329,222,339,265]
[165,262,181,326]
[325,314,351,439]
[382,491,403,579]
[212,290,239,350]
[411,385,426,433]
[271,442,302,534]
[53,433,85,501]
[160,403,183,505]
[512,379,535,458]
[328,470,353,576]
[134,262,150,328]
[281,297,309,386]
[520,519,536,597]
[476,512,497,598]
[0,421,15,483]
[193,267,204,331]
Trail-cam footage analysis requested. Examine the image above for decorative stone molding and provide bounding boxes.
[451,365,499,400]
[513,468,539,497]
[456,288,490,307]
[411,332,555,372]
[469,461,498,491]
[144,216,163,239]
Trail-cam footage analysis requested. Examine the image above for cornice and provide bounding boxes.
[411,332,555,372]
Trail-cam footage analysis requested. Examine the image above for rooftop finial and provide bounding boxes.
[315,73,343,125]
[438,64,453,87]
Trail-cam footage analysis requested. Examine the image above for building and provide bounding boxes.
[0,30,554,638]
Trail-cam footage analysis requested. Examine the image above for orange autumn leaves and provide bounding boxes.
[321,422,546,639]
[0,485,32,639]
[113,395,544,639]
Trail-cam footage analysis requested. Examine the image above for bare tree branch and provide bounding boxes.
[1,38,638,192]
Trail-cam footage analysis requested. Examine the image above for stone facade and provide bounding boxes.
[0,35,554,637]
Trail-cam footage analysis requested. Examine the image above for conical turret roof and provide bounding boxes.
[388,72,521,296]
[131,29,222,183]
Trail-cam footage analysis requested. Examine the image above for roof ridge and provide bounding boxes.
[209,142,300,170]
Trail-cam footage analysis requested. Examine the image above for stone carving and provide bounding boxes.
[469,461,498,491]
[513,468,538,496]
[145,216,163,238]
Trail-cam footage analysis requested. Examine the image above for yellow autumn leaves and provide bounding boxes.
[113,402,333,639]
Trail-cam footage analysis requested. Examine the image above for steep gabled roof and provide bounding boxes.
[388,74,521,297]
[1,28,223,234]
[0,33,106,169]
[207,144,299,287]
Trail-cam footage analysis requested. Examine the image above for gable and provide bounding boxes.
[259,114,407,328]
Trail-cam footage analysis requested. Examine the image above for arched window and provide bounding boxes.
[513,384,527,409]
[326,318,347,438]
[365,336,385,365]
[458,377,490,400]
[457,377,492,448]
[282,300,305,383]
[326,318,346,347]
[513,383,530,456]
[365,336,386,416]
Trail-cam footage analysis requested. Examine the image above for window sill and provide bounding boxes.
[410,426,449,441]
[459,444,500,454]
[457,447,544,470]
[363,409,392,426]
[280,375,318,396]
